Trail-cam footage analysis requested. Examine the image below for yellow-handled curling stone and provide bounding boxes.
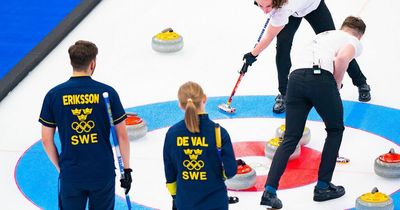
[355,187,393,210]
[152,28,183,53]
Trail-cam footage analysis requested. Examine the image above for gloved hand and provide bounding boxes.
[172,195,177,210]
[243,52,258,66]
[236,159,246,166]
[239,63,250,74]
[120,168,132,194]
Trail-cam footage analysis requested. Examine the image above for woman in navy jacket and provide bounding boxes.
[163,81,237,210]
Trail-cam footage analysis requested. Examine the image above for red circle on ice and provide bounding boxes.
[231,141,321,191]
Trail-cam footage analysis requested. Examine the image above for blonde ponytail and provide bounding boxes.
[178,82,205,133]
[184,99,199,133]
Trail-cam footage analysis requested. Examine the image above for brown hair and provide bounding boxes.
[340,16,366,36]
[272,0,288,8]
[68,40,98,70]
[254,0,287,9]
[178,81,205,133]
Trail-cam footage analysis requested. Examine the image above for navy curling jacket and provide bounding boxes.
[163,114,237,210]
[39,76,126,182]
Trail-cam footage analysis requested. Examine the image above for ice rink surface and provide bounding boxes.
[1,0,400,209]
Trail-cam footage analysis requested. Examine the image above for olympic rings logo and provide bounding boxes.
[183,160,205,171]
[71,120,95,133]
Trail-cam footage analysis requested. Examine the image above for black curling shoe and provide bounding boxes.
[313,183,345,202]
[272,94,285,113]
[260,191,282,209]
[228,196,239,204]
[358,84,371,102]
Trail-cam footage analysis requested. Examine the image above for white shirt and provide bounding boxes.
[269,0,321,26]
[290,30,363,74]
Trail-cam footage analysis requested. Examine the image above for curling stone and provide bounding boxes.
[125,113,147,141]
[225,159,256,190]
[374,148,400,178]
[151,28,183,53]
[355,187,394,210]
[275,124,311,145]
[265,137,301,160]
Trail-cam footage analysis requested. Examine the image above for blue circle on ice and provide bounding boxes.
[15,95,400,209]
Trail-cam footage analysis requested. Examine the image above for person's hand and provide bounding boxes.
[120,168,132,194]
[240,63,250,74]
[243,52,258,66]
[172,195,177,210]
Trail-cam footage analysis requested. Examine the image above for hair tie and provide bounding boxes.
[187,98,193,103]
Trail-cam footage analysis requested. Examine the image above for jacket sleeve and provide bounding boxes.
[163,129,177,195]
[108,88,127,125]
[220,127,237,178]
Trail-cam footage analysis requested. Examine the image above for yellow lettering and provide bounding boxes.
[177,136,189,146]
[189,171,199,179]
[91,133,98,143]
[200,137,208,147]
[71,135,79,145]
[73,95,80,104]
[62,95,74,105]
[62,94,100,106]
[93,94,99,103]
[199,172,207,180]
[79,134,90,144]
[190,137,196,145]
[80,95,85,103]
[190,137,208,147]
[71,133,98,145]
[182,171,207,180]
[182,171,189,180]
[85,94,90,103]
[63,95,68,105]
[68,95,73,105]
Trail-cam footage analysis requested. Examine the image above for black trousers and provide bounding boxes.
[59,177,115,210]
[275,0,367,95]
[265,69,345,189]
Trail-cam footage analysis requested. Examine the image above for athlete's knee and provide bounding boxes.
[325,126,344,135]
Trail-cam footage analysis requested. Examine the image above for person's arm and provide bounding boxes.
[221,129,237,178]
[251,24,285,56]
[115,120,133,194]
[163,132,177,197]
[115,121,130,168]
[333,44,356,89]
[41,125,60,172]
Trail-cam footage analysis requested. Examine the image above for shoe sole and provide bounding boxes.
[359,97,371,102]
[260,201,282,209]
[272,107,285,114]
[260,204,282,209]
[313,191,345,202]
[358,92,371,102]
